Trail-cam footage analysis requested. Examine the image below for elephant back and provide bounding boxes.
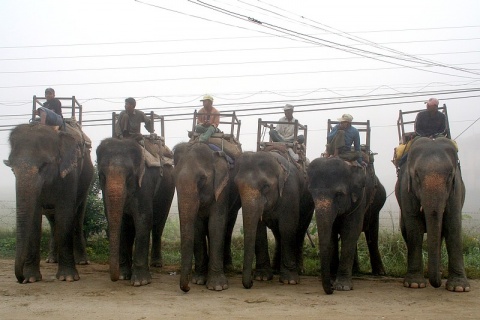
[64,119,92,149]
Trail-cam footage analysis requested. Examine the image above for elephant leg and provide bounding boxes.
[205,207,228,291]
[192,216,208,285]
[150,210,168,268]
[54,203,79,282]
[73,200,89,265]
[131,210,153,287]
[119,215,134,280]
[254,220,273,281]
[365,224,386,276]
[44,212,58,263]
[278,223,300,285]
[402,214,427,289]
[223,206,239,273]
[335,220,363,291]
[444,213,470,292]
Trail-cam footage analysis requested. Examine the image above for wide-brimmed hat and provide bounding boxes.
[200,94,214,101]
[283,104,294,111]
[338,114,353,122]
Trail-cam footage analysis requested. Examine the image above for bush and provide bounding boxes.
[84,164,107,239]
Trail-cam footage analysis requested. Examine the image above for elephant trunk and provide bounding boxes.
[422,174,448,288]
[14,166,42,283]
[314,196,336,294]
[238,185,263,289]
[104,171,127,282]
[177,182,199,293]
[424,208,444,288]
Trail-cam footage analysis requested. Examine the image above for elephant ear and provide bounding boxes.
[136,147,146,188]
[274,156,289,197]
[350,166,366,204]
[59,132,79,178]
[213,152,229,201]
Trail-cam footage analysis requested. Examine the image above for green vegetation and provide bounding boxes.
[1,218,479,280]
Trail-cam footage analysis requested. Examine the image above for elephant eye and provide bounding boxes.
[261,184,270,194]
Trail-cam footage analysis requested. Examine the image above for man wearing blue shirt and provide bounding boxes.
[326,114,365,166]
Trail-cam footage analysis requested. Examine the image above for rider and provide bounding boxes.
[326,114,366,166]
[195,94,220,142]
[115,97,154,141]
[37,88,64,128]
[414,97,446,138]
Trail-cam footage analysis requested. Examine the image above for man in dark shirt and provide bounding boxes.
[37,88,63,127]
[414,98,446,137]
[115,97,153,140]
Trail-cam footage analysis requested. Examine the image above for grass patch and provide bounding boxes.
[1,220,479,280]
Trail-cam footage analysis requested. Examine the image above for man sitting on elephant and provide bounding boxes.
[414,97,446,138]
[195,94,220,142]
[115,97,154,141]
[326,113,366,167]
[269,104,305,162]
[36,87,64,129]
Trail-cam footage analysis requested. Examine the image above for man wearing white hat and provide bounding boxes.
[195,94,220,142]
[414,97,446,138]
[269,104,305,144]
[326,113,365,166]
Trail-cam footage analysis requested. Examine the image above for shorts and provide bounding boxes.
[38,107,64,126]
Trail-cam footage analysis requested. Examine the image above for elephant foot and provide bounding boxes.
[254,268,273,281]
[20,267,43,284]
[192,273,207,285]
[446,277,471,292]
[207,273,229,291]
[403,274,427,289]
[130,269,152,287]
[333,276,353,291]
[119,266,132,280]
[150,258,163,268]
[279,269,300,285]
[56,265,80,282]
[45,256,57,264]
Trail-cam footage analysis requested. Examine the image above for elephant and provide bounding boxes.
[173,142,240,292]
[6,123,93,283]
[96,137,175,286]
[234,151,314,289]
[395,137,469,292]
[307,157,385,294]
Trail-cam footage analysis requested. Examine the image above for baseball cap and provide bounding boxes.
[200,94,214,101]
[338,114,353,122]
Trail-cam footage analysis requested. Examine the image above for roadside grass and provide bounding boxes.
[1,219,479,280]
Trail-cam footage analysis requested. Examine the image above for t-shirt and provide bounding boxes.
[275,116,297,142]
[44,98,62,117]
[414,110,446,137]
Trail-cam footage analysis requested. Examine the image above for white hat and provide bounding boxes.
[200,94,214,101]
[338,114,353,122]
[283,104,294,111]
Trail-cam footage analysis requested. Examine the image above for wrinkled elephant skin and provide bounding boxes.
[7,124,93,284]
[395,137,469,292]
[97,138,174,287]
[234,151,314,289]
[173,142,240,292]
[307,157,385,294]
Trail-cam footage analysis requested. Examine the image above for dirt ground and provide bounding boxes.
[0,259,478,320]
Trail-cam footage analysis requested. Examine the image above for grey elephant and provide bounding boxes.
[96,137,174,286]
[173,142,240,292]
[6,123,93,283]
[395,137,469,292]
[307,157,385,294]
[234,151,314,289]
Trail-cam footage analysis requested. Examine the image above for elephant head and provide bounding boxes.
[96,138,145,281]
[173,142,230,292]
[398,137,465,289]
[307,157,366,294]
[233,151,289,289]
[7,124,85,283]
